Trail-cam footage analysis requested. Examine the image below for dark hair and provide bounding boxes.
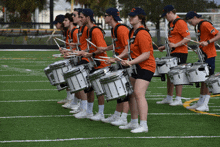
[138,14,149,31]
[74,8,82,16]
[82,13,93,23]
[64,13,73,22]
[171,9,176,14]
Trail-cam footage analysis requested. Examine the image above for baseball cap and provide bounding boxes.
[128,7,146,16]
[106,8,122,21]
[161,5,175,17]
[185,11,202,20]
[53,15,65,24]
[82,9,96,23]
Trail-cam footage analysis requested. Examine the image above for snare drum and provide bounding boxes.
[154,58,161,77]
[100,69,133,101]
[49,60,72,85]
[185,62,209,83]
[69,56,81,67]
[157,57,178,74]
[168,63,192,85]
[88,67,110,96]
[63,64,90,93]
[205,72,220,95]
[56,84,68,91]
[44,66,55,86]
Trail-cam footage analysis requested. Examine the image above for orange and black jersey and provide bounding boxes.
[168,16,190,54]
[129,25,156,73]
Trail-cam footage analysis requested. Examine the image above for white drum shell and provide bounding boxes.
[205,73,220,94]
[44,66,55,86]
[100,70,133,101]
[50,60,72,85]
[88,68,110,96]
[185,63,209,83]
[157,57,178,74]
[168,69,190,85]
[64,65,90,93]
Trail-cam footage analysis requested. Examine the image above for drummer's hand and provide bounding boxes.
[84,52,92,58]
[169,42,177,48]
[121,60,132,67]
[158,46,165,52]
[97,47,107,53]
[199,41,208,47]
[69,42,76,47]
[105,57,116,64]
[59,47,63,53]
[75,50,85,56]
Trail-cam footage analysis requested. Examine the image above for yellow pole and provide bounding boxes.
[71,0,74,12]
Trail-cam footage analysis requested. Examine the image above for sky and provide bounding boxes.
[211,0,220,5]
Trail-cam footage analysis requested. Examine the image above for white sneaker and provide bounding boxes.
[196,104,209,111]
[169,99,182,106]
[111,118,127,126]
[62,103,73,109]
[119,122,139,130]
[86,113,94,119]
[70,107,81,114]
[74,109,87,119]
[101,114,120,123]
[131,125,148,133]
[186,103,202,109]
[70,104,80,110]
[57,98,68,104]
[90,113,104,121]
[156,98,173,104]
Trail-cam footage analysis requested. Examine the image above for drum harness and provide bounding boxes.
[86,26,106,68]
[111,24,130,70]
[128,27,152,75]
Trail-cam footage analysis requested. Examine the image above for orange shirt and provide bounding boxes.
[88,25,108,69]
[130,25,156,73]
[198,20,218,59]
[69,26,78,51]
[112,23,129,59]
[79,25,88,51]
[168,16,190,54]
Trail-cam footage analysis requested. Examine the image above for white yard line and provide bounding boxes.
[1,136,220,143]
[1,113,218,119]
[0,89,56,92]
[0,81,48,83]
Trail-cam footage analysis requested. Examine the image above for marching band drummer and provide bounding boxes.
[53,14,75,104]
[97,8,130,126]
[185,11,220,111]
[112,7,156,133]
[156,5,191,106]
[74,8,109,121]
[61,13,80,109]
[68,8,89,114]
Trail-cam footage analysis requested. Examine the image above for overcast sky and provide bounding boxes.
[211,0,220,5]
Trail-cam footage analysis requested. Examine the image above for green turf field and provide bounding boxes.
[0,51,220,147]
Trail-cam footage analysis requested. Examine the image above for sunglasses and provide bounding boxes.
[104,14,110,17]
[71,13,76,17]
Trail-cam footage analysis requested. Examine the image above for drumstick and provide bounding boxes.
[86,39,97,48]
[152,41,159,48]
[182,43,197,54]
[52,54,63,57]
[114,55,131,66]
[184,38,200,44]
[215,43,220,48]
[99,56,111,59]
[46,29,56,42]
[62,48,71,51]
[93,58,106,62]
[53,38,60,48]
[55,37,69,44]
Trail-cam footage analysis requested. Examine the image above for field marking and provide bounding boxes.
[0,80,49,83]
[1,113,219,119]
[0,99,59,103]
[183,94,220,117]
[0,89,57,92]
[1,136,220,143]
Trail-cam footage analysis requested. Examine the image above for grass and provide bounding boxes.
[0,51,220,146]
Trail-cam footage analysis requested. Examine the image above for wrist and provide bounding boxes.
[92,52,96,57]
[207,40,211,44]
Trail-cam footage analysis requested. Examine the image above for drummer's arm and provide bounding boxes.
[128,51,150,65]
[169,35,191,48]
[117,45,129,60]
[97,45,113,52]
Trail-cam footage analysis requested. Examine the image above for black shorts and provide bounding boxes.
[77,59,89,65]
[131,64,154,82]
[171,53,188,65]
[205,57,215,75]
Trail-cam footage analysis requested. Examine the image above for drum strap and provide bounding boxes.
[69,27,79,43]
[87,26,105,42]
[111,24,130,42]
[78,25,86,37]
[129,28,151,44]
[194,20,212,61]
[168,18,182,36]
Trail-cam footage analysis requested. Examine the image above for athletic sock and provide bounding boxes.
[140,120,147,128]
[98,105,104,114]
[121,112,127,120]
[87,102,94,114]
[81,100,87,110]
[130,119,138,124]
[175,96,182,101]
[114,111,121,117]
